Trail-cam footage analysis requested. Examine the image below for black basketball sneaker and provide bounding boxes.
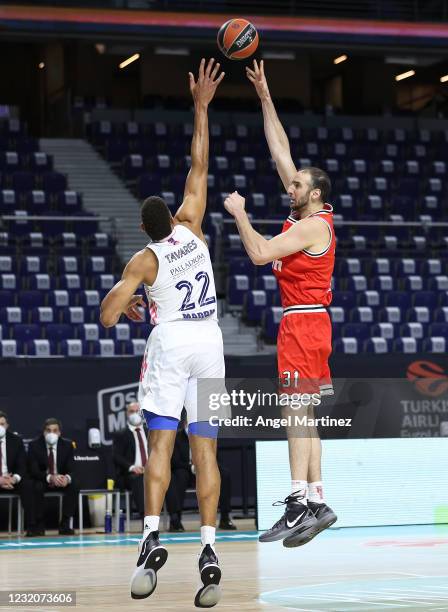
[259,492,318,544]
[309,501,338,532]
[130,530,168,600]
[283,501,337,548]
[194,544,222,608]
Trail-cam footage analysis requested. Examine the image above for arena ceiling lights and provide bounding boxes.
[154,47,190,56]
[119,53,140,69]
[395,69,415,81]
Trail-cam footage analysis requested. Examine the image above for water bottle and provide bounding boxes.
[104,512,112,534]
[118,510,125,533]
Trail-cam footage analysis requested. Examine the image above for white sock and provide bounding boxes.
[201,525,216,548]
[308,481,325,504]
[290,480,308,504]
[143,515,159,536]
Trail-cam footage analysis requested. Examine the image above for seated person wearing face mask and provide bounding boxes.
[0,410,38,536]
[27,418,78,536]
[112,402,148,520]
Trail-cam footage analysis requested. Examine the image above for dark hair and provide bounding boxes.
[0,411,8,423]
[43,418,62,431]
[141,196,172,241]
[304,167,331,204]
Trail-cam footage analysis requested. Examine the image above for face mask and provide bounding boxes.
[128,413,142,427]
[45,432,59,446]
[0,425,6,438]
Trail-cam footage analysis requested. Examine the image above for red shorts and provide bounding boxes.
[277,311,333,397]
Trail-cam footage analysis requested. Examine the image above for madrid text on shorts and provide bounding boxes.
[209,415,352,428]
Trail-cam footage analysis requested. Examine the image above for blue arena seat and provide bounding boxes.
[358,290,381,307]
[402,275,423,291]
[261,307,282,343]
[329,306,345,325]
[19,256,46,275]
[331,291,356,310]
[0,339,18,357]
[13,323,41,342]
[227,275,249,308]
[407,307,430,323]
[60,339,85,356]
[413,291,438,309]
[434,307,448,323]
[93,274,115,292]
[90,339,115,357]
[401,322,425,339]
[25,339,53,357]
[45,324,73,343]
[379,307,402,324]
[371,322,396,340]
[48,290,71,308]
[0,274,17,291]
[77,323,103,341]
[427,276,448,292]
[59,274,82,291]
[42,171,67,193]
[364,337,390,353]
[385,292,411,310]
[371,276,394,292]
[0,290,15,308]
[85,256,107,275]
[346,275,368,292]
[342,323,370,340]
[243,290,268,326]
[61,307,85,325]
[393,337,420,353]
[333,338,358,353]
[17,290,45,309]
[429,323,448,338]
[350,307,374,324]
[422,337,447,353]
[30,307,54,324]
[0,307,22,325]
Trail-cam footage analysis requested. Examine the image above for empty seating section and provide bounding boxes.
[2,117,448,355]
[88,120,448,355]
[0,118,128,356]
[83,121,448,354]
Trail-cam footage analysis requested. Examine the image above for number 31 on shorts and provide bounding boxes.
[280,370,299,388]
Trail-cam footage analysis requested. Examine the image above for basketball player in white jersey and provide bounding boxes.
[100,58,225,608]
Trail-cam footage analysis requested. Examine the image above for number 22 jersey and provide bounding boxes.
[143,224,218,324]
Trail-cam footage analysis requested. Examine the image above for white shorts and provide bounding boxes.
[138,319,226,424]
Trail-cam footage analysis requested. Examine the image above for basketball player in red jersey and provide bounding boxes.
[223,59,337,548]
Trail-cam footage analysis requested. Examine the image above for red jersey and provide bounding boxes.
[272,203,335,308]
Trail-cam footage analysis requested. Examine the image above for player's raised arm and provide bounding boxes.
[174,58,225,238]
[246,60,297,191]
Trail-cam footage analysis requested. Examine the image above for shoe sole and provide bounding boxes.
[283,513,338,548]
[194,563,222,608]
[130,545,168,600]
[259,515,317,543]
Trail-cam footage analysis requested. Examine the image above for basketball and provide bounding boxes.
[217,18,259,60]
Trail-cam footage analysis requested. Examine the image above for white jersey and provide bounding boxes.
[144,224,218,324]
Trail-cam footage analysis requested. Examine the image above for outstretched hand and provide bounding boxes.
[246,59,270,101]
[189,58,225,106]
[224,191,246,217]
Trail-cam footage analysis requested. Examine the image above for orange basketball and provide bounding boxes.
[217,18,259,61]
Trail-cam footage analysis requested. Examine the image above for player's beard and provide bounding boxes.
[290,189,312,217]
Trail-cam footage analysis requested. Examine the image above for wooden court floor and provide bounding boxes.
[1,524,448,611]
